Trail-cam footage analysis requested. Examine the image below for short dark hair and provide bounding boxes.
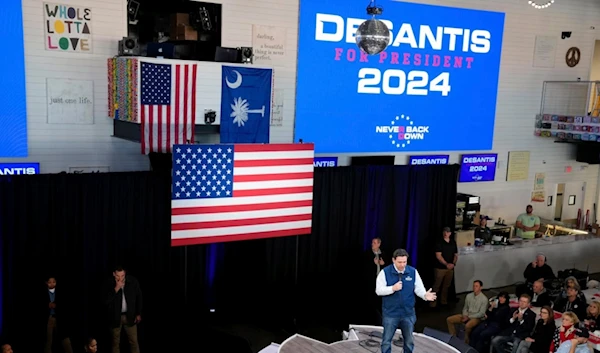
[474,280,483,287]
[527,204,533,208]
[114,265,125,272]
[45,275,56,282]
[392,249,409,259]
[497,291,509,301]
[520,293,532,302]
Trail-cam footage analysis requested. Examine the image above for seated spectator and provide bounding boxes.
[491,294,537,353]
[550,311,580,352]
[516,254,555,296]
[446,280,488,344]
[1,344,13,353]
[470,291,511,353]
[515,306,556,353]
[583,301,600,332]
[558,277,587,303]
[530,279,552,307]
[555,327,593,353]
[555,287,587,321]
[84,338,97,353]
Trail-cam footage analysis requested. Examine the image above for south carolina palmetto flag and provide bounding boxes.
[140,61,198,154]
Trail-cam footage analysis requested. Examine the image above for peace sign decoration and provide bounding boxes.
[566,47,581,67]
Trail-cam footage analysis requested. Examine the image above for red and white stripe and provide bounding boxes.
[141,63,197,154]
[171,144,314,246]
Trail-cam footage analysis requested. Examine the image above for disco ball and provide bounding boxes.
[355,19,390,55]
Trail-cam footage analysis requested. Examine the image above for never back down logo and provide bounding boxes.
[375,115,430,149]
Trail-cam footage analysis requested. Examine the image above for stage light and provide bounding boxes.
[355,0,390,55]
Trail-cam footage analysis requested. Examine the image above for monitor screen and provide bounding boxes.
[295,0,505,153]
[459,154,498,183]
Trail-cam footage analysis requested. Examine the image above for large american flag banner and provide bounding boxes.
[140,62,198,154]
[171,143,314,246]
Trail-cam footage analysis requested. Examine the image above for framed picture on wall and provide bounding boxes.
[568,195,576,205]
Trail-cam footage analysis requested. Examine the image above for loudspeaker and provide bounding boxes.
[118,36,140,56]
[351,155,395,165]
[449,336,478,353]
[423,327,452,344]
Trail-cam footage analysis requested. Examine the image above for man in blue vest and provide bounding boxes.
[376,248,437,353]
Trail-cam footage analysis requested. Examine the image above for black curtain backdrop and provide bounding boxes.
[0,165,459,351]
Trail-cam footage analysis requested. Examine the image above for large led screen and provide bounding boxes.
[1,0,28,157]
[296,0,505,153]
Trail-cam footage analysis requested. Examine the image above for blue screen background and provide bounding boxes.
[296,0,505,153]
[0,0,28,157]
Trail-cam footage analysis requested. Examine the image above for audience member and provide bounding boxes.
[470,291,511,353]
[515,306,556,353]
[446,280,488,344]
[0,344,12,353]
[42,276,74,353]
[431,227,458,308]
[515,205,540,239]
[364,237,386,324]
[106,265,143,353]
[490,294,536,353]
[559,277,587,303]
[530,280,552,307]
[554,327,593,353]
[555,287,587,321]
[517,254,554,296]
[84,338,98,353]
[550,312,580,353]
[583,301,600,332]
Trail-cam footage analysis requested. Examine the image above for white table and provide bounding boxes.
[454,234,600,293]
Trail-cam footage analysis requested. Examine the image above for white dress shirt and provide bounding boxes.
[121,282,128,313]
[375,264,427,300]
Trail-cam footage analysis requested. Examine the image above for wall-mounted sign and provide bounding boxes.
[459,154,497,183]
[295,0,505,153]
[44,3,92,53]
[68,166,109,173]
[313,157,338,167]
[409,155,449,165]
[47,78,94,124]
[0,163,40,175]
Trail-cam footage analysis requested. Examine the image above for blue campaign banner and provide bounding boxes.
[0,163,40,175]
[296,0,505,153]
[314,157,338,167]
[409,155,449,165]
[459,154,497,182]
[1,0,28,157]
[220,66,273,143]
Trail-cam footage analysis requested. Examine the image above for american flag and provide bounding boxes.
[140,62,197,154]
[171,143,314,246]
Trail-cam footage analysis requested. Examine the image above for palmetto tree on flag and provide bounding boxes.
[230,97,266,127]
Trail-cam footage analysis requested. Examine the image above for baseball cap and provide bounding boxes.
[575,328,589,338]
[443,226,452,232]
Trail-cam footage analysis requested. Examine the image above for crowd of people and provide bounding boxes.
[1,266,143,353]
[367,216,599,353]
[438,239,599,353]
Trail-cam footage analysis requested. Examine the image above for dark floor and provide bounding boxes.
[204,273,600,353]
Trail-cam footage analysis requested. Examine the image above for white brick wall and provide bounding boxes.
[6,0,600,224]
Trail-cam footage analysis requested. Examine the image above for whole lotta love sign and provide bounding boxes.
[44,3,92,52]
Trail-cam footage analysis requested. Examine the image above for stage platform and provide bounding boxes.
[277,325,460,353]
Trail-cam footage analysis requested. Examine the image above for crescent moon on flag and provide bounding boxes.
[226,70,242,89]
